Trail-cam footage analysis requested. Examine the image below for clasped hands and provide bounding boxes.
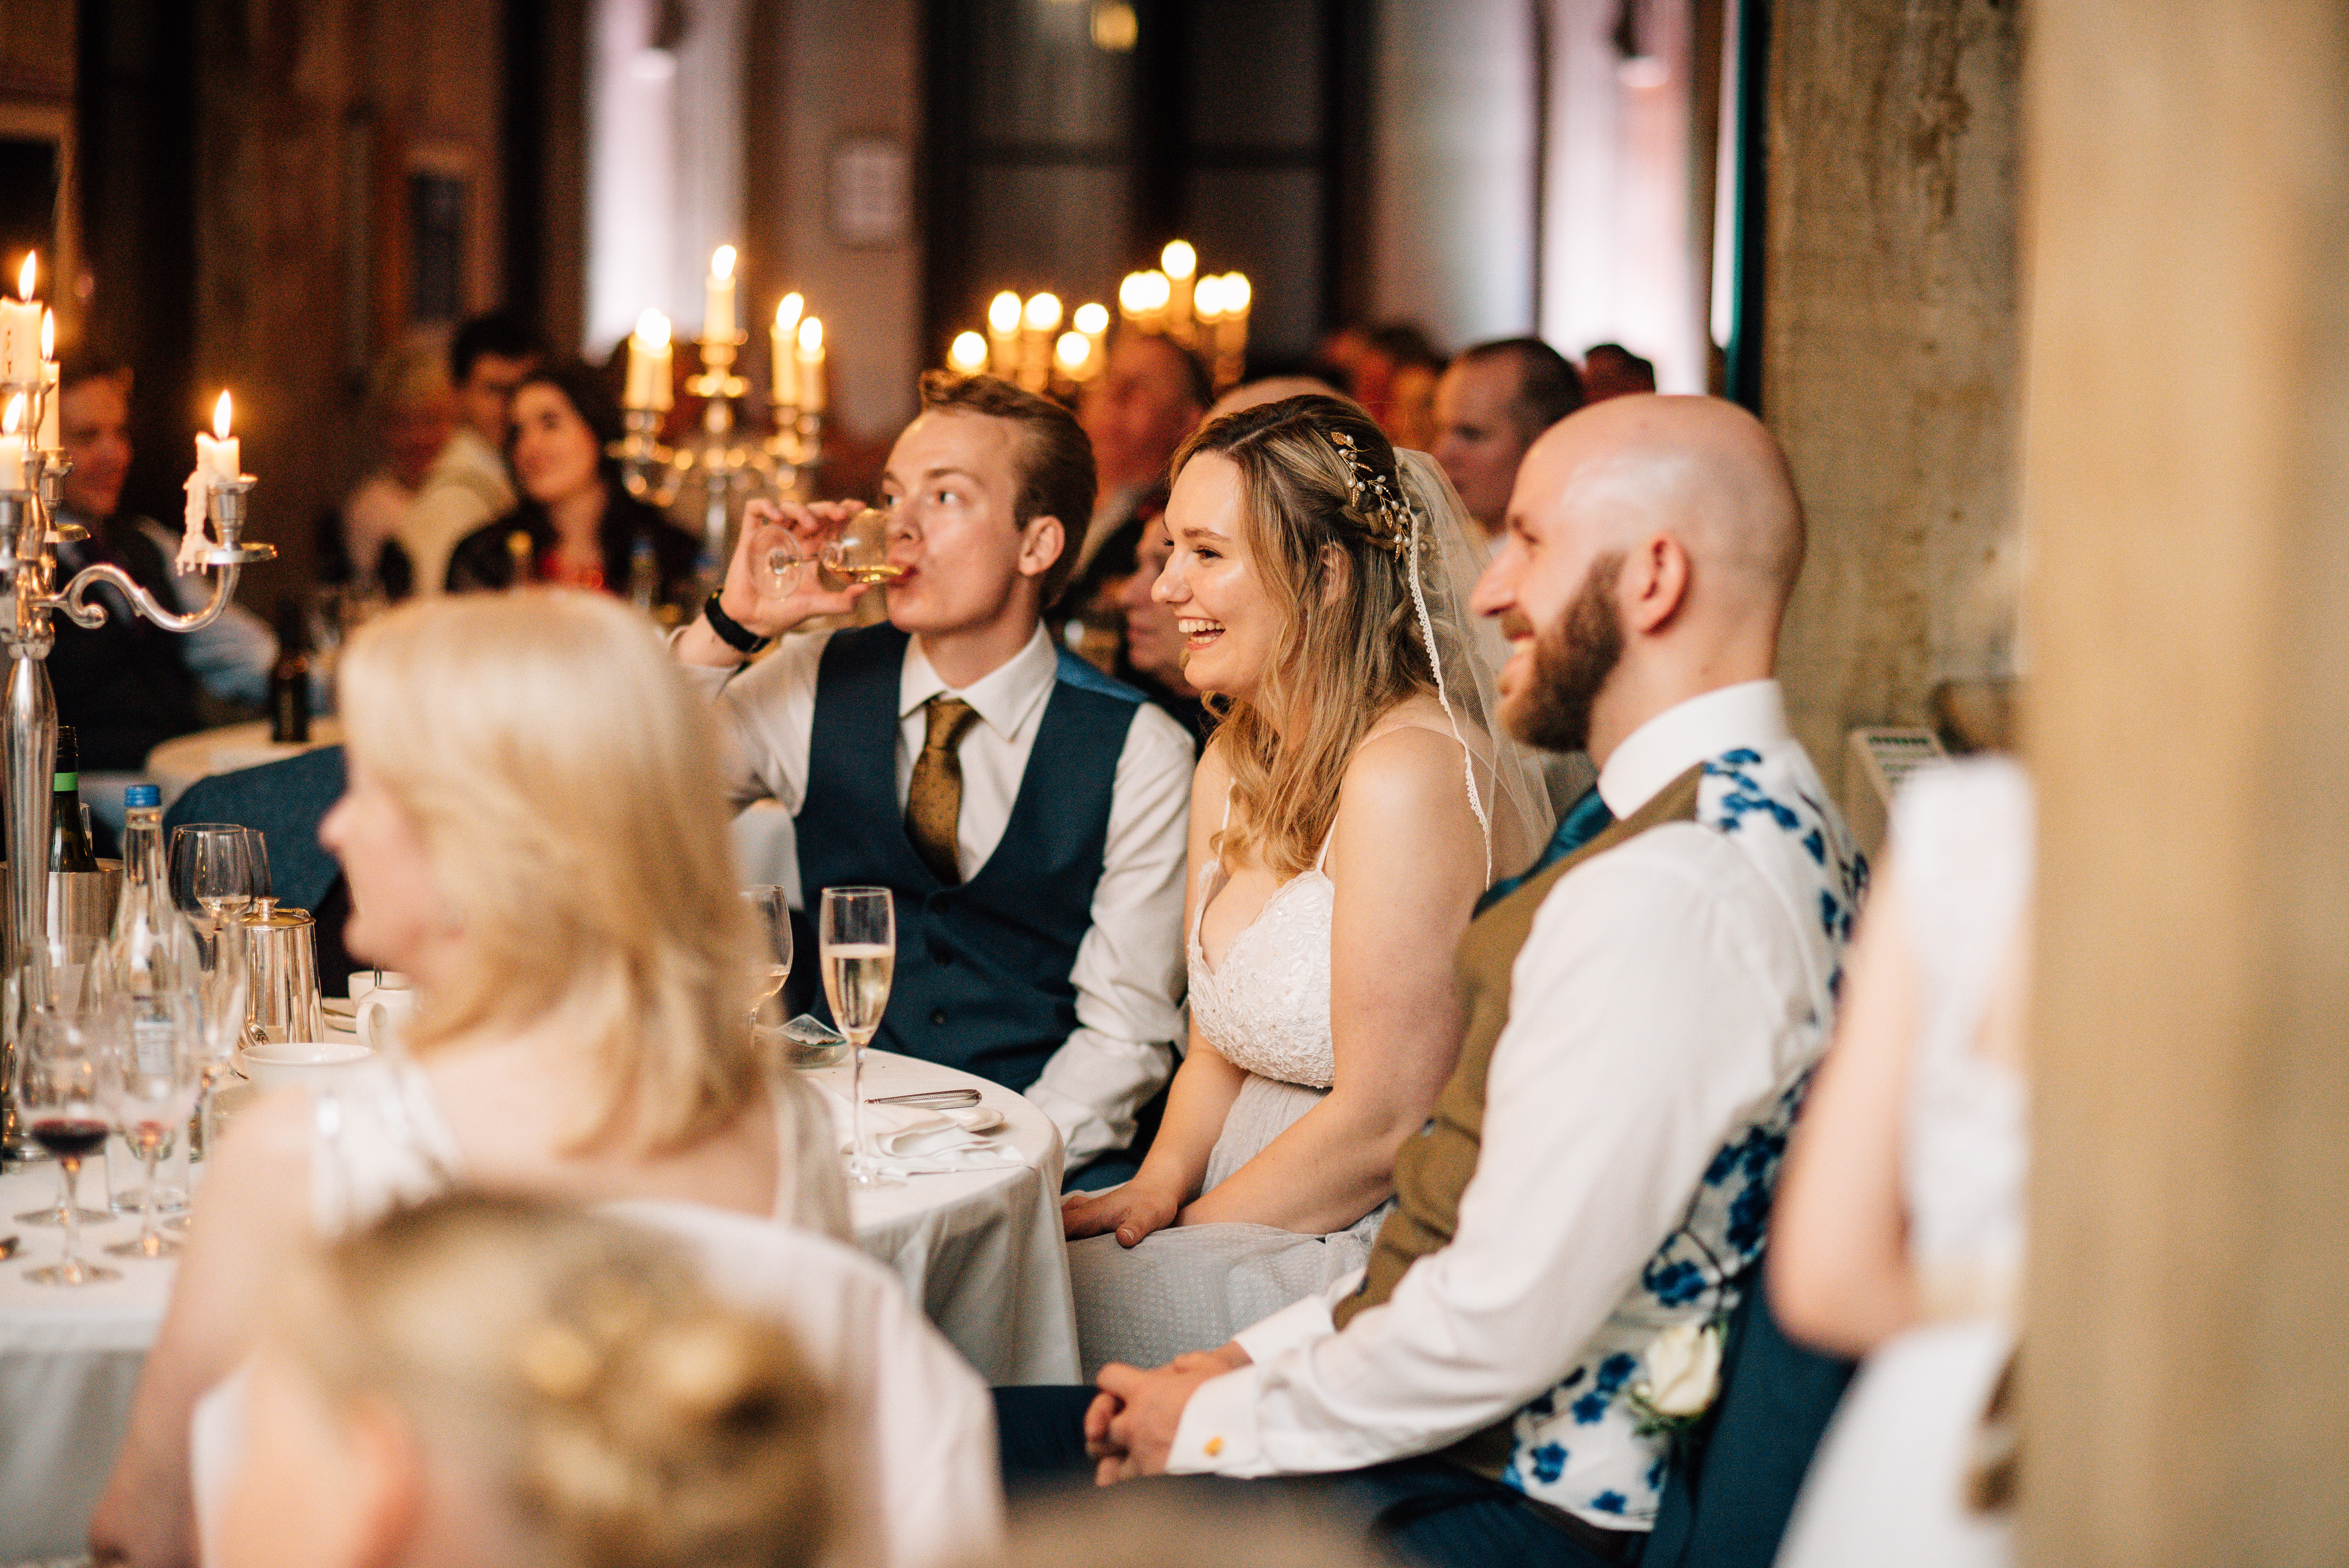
[1084,1341,1251,1484]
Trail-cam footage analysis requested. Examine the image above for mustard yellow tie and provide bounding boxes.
[906,695,980,885]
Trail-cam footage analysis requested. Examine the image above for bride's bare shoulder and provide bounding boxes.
[1339,715,1479,823]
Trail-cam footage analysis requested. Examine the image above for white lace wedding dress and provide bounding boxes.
[1067,821,1390,1379]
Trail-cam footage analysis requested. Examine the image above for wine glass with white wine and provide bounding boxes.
[818,886,895,1187]
[819,507,907,588]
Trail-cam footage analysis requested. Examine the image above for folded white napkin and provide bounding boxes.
[809,1081,1021,1171]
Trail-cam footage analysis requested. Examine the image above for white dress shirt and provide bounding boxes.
[1168,680,1864,1529]
[396,426,515,596]
[683,624,1195,1164]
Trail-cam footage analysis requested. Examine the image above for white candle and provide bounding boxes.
[1,253,37,386]
[796,317,825,414]
[1054,331,1093,381]
[1162,240,1197,343]
[948,332,988,376]
[772,294,804,408]
[0,394,24,490]
[1075,301,1110,369]
[196,390,239,483]
[1221,272,1252,360]
[625,310,674,412]
[36,310,57,449]
[987,292,1021,378]
[706,245,738,340]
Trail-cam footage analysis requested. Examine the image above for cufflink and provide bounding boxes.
[1204,1436,1224,1457]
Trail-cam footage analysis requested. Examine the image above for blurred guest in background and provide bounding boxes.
[1383,341,1448,454]
[324,341,455,597]
[215,1193,837,1568]
[1433,339,1586,547]
[92,590,849,1568]
[676,372,1194,1187]
[1205,376,1346,423]
[1581,341,1658,402]
[398,310,542,596]
[445,360,699,608]
[49,356,274,775]
[1076,330,1211,579]
[1113,510,1212,750]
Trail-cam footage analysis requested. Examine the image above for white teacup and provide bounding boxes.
[355,982,418,1053]
[238,1038,374,1091]
[348,970,412,1002]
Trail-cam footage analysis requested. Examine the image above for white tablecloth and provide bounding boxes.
[0,1049,1077,1561]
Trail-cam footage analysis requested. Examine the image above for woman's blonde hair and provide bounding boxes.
[280,1191,830,1568]
[336,589,756,1151]
[1173,396,1435,878]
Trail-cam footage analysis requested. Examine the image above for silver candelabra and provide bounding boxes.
[0,383,273,1162]
[610,331,824,588]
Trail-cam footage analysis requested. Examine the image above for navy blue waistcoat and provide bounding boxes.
[794,624,1144,1090]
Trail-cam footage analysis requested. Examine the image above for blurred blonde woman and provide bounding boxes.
[216,1191,834,1568]
[93,591,854,1567]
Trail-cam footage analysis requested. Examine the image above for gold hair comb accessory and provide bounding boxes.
[1325,429,1410,554]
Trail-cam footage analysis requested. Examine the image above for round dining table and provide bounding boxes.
[144,717,346,808]
[0,1047,1078,1563]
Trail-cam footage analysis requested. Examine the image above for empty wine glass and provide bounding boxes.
[16,1005,119,1284]
[244,829,276,918]
[741,884,795,1055]
[100,991,201,1259]
[171,824,253,941]
[818,886,895,1187]
[760,529,804,595]
[819,507,905,588]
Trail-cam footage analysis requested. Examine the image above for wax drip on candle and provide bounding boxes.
[179,391,236,572]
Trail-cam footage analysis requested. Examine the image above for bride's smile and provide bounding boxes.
[1153,452,1281,702]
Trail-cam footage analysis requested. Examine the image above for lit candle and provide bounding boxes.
[1162,239,1197,343]
[1141,270,1171,335]
[948,331,988,376]
[772,293,804,407]
[1022,292,1062,392]
[0,394,23,491]
[1194,274,1225,330]
[796,317,826,413]
[0,253,40,388]
[987,291,1022,378]
[36,310,57,449]
[197,390,239,483]
[1220,271,1252,360]
[1054,331,1093,381]
[1117,273,1149,326]
[1075,300,1110,365]
[705,245,738,340]
[625,310,674,412]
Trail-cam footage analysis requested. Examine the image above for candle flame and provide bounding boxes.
[711,244,737,282]
[1161,240,1196,281]
[1144,271,1171,311]
[1055,331,1091,372]
[40,309,53,361]
[2,393,20,436]
[635,309,672,350]
[775,292,804,331]
[1194,275,1224,321]
[1074,302,1109,336]
[948,332,988,375]
[1118,274,1149,314]
[988,291,1023,335]
[214,391,233,439]
[797,317,823,354]
[1222,273,1251,314]
[1024,292,1062,333]
[14,253,31,301]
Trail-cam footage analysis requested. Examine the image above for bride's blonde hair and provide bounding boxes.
[1174,396,1435,878]
[335,589,757,1153]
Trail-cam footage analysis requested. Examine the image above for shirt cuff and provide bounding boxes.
[1231,1285,1340,1367]
[1166,1363,1267,1475]
[1022,1080,1118,1166]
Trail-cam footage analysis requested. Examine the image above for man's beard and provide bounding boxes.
[1506,552,1624,754]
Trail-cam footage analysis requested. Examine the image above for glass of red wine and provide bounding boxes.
[16,1005,119,1285]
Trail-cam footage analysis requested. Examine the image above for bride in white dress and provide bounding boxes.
[1063,396,1548,1378]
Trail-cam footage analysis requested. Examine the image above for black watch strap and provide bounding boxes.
[703,593,773,656]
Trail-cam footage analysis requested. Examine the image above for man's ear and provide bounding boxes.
[1016,513,1067,581]
[1622,533,1691,635]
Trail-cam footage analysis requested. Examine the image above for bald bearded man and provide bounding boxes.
[1001,396,1867,1568]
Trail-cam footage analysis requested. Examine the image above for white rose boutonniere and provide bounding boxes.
[1626,1318,1725,1440]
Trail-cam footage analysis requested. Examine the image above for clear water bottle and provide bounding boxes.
[104,784,202,1213]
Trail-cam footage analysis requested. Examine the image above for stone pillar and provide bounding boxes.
[2019,2,2349,1561]
[1760,1,2022,788]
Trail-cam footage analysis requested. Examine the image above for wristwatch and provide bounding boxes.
[703,593,773,655]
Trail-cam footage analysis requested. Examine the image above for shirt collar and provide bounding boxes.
[1597,679,1792,816]
[900,624,1060,741]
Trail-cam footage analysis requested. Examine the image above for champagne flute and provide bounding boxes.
[741,885,795,1058]
[819,507,907,588]
[16,1005,119,1284]
[818,886,895,1187]
[100,991,201,1258]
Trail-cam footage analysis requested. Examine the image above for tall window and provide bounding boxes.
[921,0,1367,371]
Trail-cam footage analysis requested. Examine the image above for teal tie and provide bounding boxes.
[1476,785,1615,914]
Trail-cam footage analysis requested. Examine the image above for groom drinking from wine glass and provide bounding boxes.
[674,372,1194,1184]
